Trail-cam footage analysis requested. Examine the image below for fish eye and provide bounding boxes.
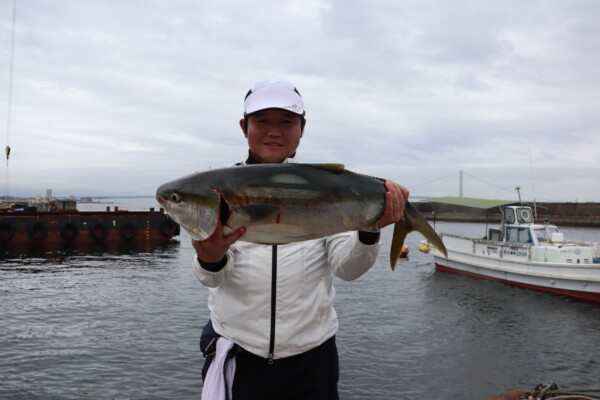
[170,193,182,203]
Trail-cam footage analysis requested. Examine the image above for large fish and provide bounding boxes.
[156,163,447,270]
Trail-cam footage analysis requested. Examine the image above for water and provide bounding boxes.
[1,203,599,399]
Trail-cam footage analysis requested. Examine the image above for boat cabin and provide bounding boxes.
[489,205,562,246]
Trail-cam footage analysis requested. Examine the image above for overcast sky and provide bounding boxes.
[1,0,599,202]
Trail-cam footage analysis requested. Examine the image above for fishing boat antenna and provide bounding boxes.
[528,142,538,219]
[3,0,17,200]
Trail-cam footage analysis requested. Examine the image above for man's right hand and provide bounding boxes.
[192,221,246,263]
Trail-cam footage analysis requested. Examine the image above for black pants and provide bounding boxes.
[231,336,339,400]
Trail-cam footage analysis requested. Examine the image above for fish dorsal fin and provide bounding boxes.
[310,163,346,172]
[310,163,386,182]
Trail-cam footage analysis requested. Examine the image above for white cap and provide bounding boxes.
[244,79,305,116]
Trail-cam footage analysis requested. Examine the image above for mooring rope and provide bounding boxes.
[523,382,600,400]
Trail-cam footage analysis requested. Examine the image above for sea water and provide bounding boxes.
[1,200,599,399]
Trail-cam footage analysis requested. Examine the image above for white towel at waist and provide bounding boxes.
[201,337,236,400]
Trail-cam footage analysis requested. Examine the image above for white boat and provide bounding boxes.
[427,205,600,303]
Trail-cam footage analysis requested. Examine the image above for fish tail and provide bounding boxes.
[390,202,448,271]
[390,219,411,271]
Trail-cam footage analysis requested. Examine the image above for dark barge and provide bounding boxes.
[0,200,180,246]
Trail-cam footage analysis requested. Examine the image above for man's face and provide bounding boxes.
[241,109,304,164]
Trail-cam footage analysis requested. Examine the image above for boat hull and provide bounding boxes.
[0,208,180,245]
[431,234,600,303]
[434,260,600,303]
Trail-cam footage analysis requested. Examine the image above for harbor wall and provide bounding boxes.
[413,201,600,227]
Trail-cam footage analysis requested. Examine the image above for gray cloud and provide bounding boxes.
[0,0,598,201]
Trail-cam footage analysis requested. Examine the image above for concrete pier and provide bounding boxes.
[413,201,600,227]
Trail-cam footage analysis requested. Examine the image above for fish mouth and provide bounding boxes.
[156,191,172,211]
[157,196,167,209]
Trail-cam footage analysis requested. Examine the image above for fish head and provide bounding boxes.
[156,175,221,241]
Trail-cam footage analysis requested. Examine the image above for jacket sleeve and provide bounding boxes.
[325,231,381,282]
[192,250,235,288]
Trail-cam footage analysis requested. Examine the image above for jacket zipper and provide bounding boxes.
[268,245,277,364]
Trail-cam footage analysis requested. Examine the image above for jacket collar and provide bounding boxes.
[239,151,297,165]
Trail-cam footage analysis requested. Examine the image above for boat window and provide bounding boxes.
[516,208,533,223]
[535,228,549,243]
[489,228,501,241]
[503,208,516,223]
[505,227,532,243]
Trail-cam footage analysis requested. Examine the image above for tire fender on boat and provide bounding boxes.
[159,220,179,237]
[0,222,14,241]
[90,223,108,240]
[60,223,79,241]
[29,221,47,241]
[119,223,137,240]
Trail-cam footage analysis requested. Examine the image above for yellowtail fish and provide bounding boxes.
[156,163,447,270]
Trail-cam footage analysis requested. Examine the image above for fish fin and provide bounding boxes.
[310,163,387,183]
[390,202,448,270]
[309,163,346,173]
[239,204,283,222]
[390,219,411,271]
[363,221,379,232]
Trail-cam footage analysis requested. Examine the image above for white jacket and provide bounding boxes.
[193,156,381,360]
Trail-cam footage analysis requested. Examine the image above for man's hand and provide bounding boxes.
[376,180,409,230]
[192,221,246,263]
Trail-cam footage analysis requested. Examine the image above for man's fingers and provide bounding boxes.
[376,180,410,229]
[225,227,246,245]
[386,180,405,219]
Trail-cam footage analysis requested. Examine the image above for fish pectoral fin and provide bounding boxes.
[239,204,284,222]
[390,202,448,271]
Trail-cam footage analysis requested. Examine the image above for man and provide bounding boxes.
[193,79,408,399]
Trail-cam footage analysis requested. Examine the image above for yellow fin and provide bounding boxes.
[309,163,385,182]
[309,163,346,172]
[390,220,410,271]
[390,202,448,270]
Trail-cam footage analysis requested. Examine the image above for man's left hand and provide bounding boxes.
[376,180,409,229]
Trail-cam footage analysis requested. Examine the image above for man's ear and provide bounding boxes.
[239,118,247,137]
[301,118,307,137]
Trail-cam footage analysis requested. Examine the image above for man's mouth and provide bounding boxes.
[264,142,283,147]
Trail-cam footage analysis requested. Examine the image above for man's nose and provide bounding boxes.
[266,125,282,136]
